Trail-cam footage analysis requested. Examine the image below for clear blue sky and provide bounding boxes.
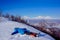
[0,0,60,18]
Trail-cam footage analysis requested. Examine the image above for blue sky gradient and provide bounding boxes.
[0,0,60,18]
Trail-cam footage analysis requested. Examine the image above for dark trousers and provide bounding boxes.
[11,31,18,35]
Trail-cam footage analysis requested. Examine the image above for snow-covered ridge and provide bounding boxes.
[0,17,55,40]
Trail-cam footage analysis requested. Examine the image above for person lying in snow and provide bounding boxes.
[11,28,37,37]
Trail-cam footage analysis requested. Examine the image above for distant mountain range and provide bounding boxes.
[27,19,60,23]
[26,19,60,28]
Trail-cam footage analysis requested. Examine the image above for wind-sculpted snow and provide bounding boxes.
[0,17,55,40]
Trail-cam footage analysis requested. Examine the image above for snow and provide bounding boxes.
[0,17,9,22]
[0,17,55,40]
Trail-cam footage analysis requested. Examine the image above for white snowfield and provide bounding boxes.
[0,17,55,40]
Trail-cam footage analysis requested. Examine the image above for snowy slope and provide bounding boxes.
[0,17,9,22]
[0,17,55,40]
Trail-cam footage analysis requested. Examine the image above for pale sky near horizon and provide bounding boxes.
[0,0,60,18]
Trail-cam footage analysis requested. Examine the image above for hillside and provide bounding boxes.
[0,17,54,40]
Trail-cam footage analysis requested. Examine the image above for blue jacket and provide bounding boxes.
[11,28,30,35]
